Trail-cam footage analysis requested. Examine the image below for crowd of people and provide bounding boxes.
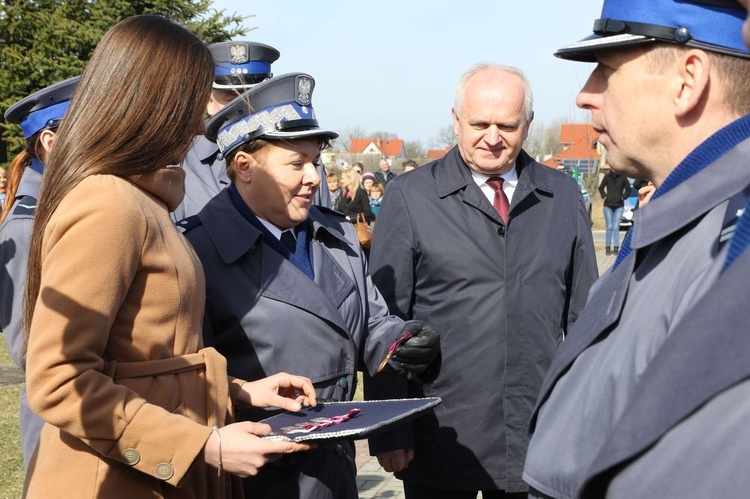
[325,159,411,225]
[2,0,750,498]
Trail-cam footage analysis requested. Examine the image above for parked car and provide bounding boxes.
[577,177,592,224]
[619,180,640,230]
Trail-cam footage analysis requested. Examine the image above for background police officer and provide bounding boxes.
[1,76,78,470]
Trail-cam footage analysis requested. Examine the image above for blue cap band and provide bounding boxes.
[601,0,746,54]
[214,61,272,77]
[20,100,70,139]
[216,100,316,155]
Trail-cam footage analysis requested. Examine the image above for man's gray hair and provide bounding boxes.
[453,63,534,121]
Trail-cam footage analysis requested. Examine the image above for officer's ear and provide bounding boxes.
[233,150,260,184]
[39,130,57,156]
[675,48,712,119]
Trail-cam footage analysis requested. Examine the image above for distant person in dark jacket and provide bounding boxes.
[374,158,397,185]
[598,170,631,255]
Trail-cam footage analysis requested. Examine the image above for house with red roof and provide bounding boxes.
[349,137,406,161]
[426,147,451,160]
[549,124,603,174]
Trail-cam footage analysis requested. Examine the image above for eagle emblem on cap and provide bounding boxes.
[228,43,248,64]
[296,75,313,105]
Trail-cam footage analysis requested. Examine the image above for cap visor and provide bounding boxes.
[555,33,655,62]
[262,128,339,141]
[212,82,258,91]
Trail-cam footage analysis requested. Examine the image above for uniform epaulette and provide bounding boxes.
[12,195,37,216]
[175,215,202,233]
[316,205,347,218]
[719,187,750,244]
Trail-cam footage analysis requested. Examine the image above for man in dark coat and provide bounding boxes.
[365,63,598,498]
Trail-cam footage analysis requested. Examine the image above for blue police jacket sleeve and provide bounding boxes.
[0,216,33,368]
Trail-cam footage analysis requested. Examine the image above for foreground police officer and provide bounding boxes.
[0,75,79,469]
[179,72,440,499]
[523,1,750,498]
[172,41,279,220]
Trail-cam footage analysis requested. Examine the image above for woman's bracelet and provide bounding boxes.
[211,426,222,477]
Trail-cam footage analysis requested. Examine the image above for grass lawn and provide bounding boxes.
[0,339,24,498]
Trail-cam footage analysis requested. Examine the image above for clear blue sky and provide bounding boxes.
[211,0,604,147]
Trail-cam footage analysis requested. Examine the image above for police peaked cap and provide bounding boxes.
[5,76,80,139]
[206,72,338,159]
[556,0,750,62]
[209,41,281,90]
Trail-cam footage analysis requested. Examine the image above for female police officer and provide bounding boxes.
[179,72,440,499]
[1,75,78,470]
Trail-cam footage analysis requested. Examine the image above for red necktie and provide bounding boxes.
[486,177,510,224]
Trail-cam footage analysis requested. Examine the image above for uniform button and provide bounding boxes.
[121,448,140,465]
[155,462,174,480]
[335,443,344,456]
[498,226,506,236]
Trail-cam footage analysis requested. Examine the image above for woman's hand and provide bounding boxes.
[203,421,316,477]
[238,372,317,412]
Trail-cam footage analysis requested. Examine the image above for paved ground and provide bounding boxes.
[0,233,615,498]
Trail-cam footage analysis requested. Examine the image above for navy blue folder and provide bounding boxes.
[260,397,441,442]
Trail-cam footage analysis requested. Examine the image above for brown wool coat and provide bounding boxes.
[23,172,243,498]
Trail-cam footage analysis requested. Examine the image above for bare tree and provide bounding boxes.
[431,124,457,149]
[524,119,565,161]
[404,140,425,158]
[331,126,368,152]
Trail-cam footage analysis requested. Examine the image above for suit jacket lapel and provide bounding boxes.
[258,244,352,333]
[312,242,356,310]
[200,192,353,333]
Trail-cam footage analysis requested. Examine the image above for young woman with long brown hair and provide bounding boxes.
[22,15,315,498]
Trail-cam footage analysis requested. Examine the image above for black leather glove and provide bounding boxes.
[391,320,440,374]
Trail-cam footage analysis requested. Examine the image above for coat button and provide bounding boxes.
[155,462,174,480]
[498,226,506,236]
[121,448,140,465]
[335,443,344,456]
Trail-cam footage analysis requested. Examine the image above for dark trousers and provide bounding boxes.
[404,482,527,499]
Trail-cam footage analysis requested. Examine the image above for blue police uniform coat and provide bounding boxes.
[365,147,598,493]
[0,167,44,470]
[171,136,229,221]
[172,136,331,221]
[524,124,750,499]
[575,246,750,498]
[182,188,410,499]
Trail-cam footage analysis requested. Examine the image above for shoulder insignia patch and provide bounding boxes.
[175,215,203,234]
[12,195,37,216]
